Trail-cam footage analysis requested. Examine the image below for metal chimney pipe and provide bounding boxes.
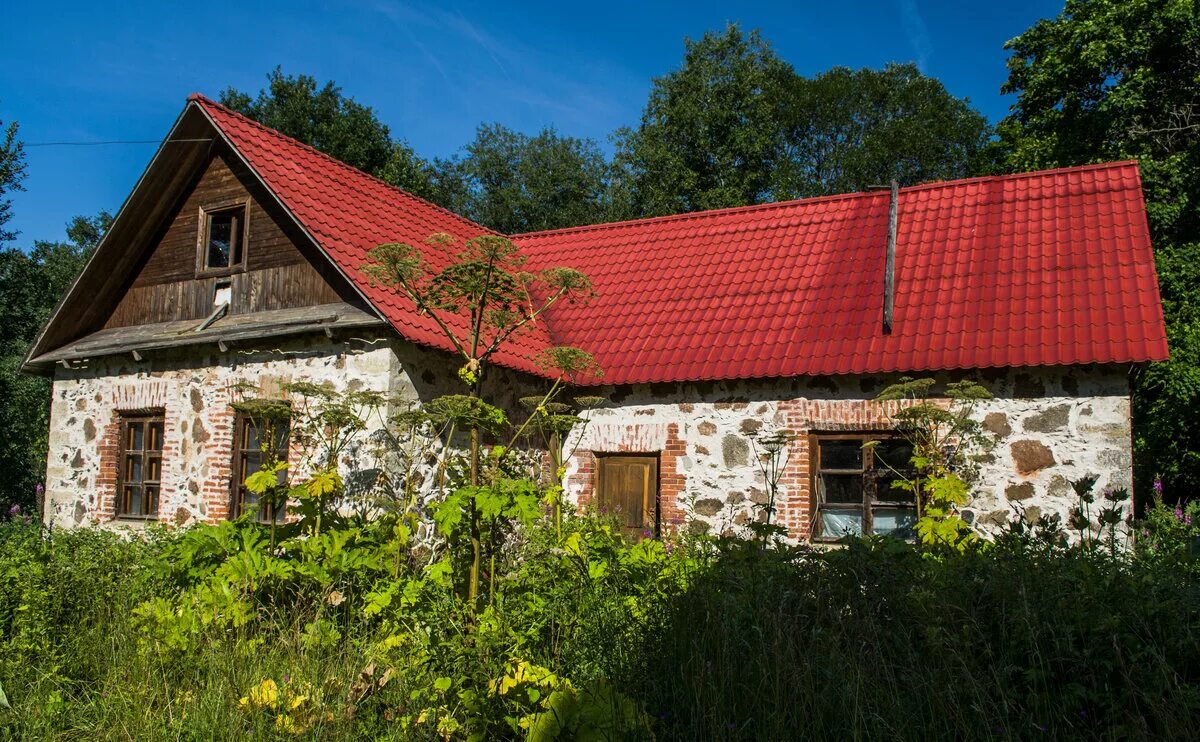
[883,180,898,335]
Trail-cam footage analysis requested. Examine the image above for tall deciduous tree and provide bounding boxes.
[0,212,111,514]
[609,25,794,217]
[435,124,609,234]
[220,69,437,197]
[0,115,26,245]
[777,64,990,198]
[609,26,991,218]
[995,0,1200,496]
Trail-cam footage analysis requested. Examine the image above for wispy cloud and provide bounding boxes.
[359,1,636,137]
[897,0,932,71]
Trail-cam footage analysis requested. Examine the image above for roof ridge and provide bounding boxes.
[512,190,884,240]
[514,160,1142,240]
[187,92,502,239]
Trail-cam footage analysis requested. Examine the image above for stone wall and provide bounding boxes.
[42,333,543,530]
[45,343,1133,543]
[562,366,1133,540]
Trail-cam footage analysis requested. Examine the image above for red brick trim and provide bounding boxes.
[567,422,688,535]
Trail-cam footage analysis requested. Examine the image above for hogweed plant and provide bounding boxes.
[1068,474,1131,556]
[749,430,794,543]
[362,232,597,608]
[873,377,995,550]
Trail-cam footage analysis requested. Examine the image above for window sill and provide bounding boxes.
[195,265,246,280]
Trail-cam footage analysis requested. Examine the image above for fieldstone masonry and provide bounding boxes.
[42,333,538,530]
[45,340,1134,545]
[563,365,1134,540]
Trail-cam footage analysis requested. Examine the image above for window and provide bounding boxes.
[231,411,290,523]
[201,205,246,272]
[812,435,916,540]
[116,412,164,519]
[595,455,659,540]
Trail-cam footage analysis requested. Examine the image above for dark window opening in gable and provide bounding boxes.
[116,411,165,519]
[202,205,246,272]
[812,435,916,540]
[231,409,291,523]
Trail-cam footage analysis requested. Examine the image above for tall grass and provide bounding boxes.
[633,537,1200,739]
[2,517,1199,739]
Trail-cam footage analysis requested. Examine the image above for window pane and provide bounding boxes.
[145,487,159,516]
[147,457,161,482]
[243,452,262,477]
[128,422,143,451]
[820,473,863,504]
[820,440,863,470]
[147,422,164,451]
[873,439,914,472]
[207,213,234,268]
[874,475,916,504]
[819,507,863,537]
[124,485,142,516]
[245,422,262,452]
[125,454,142,484]
[271,423,290,455]
[872,507,917,539]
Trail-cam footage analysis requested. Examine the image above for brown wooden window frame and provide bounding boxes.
[115,410,165,520]
[197,199,249,276]
[230,409,291,523]
[810,432,917,541]
[595,453,660,540]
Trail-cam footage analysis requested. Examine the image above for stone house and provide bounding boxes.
[26,94,1168,539]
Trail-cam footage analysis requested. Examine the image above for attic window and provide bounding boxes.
[201,204,246,272]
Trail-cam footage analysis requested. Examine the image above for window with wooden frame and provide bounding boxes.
[199,201,247,273]
[595,455,659,540]
[811,434,916,540]
[230,410,291,523]
[115,411,165,519]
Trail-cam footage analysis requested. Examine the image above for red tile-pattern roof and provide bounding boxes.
[515,162,1168,385]
[192,94,554,377]
[192,94,1168,386]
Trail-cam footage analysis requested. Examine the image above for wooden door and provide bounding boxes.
[596,456,659,539]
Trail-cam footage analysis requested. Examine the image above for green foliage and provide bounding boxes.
[610,25,990,218]
[0,114,25,245]
[874,377,995,549]
[994,0,1200,495]
[433,123,610,234]
[220,67,395,181]
[0,211,109,514]
[609,25,795,216]
[6,504,1200,739]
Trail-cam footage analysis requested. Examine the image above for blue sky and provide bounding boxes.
[1,0,1063,246]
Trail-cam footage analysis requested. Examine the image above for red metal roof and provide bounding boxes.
[192,94,1169,387]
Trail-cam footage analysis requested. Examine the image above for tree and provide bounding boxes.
[777,64,990,198]
[609,25,794,217]
[432,124,609,234]
[0,114,26,244]
[0,212,111,515]
[994,0,1200,497]
[609,26,991,219]
[220,68,436,196]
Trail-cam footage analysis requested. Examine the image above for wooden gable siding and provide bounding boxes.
[104,152,348,329]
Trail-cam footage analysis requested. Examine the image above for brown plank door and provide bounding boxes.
[596,455,659,539]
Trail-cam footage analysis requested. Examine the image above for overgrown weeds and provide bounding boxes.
[2,503,1199,740]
